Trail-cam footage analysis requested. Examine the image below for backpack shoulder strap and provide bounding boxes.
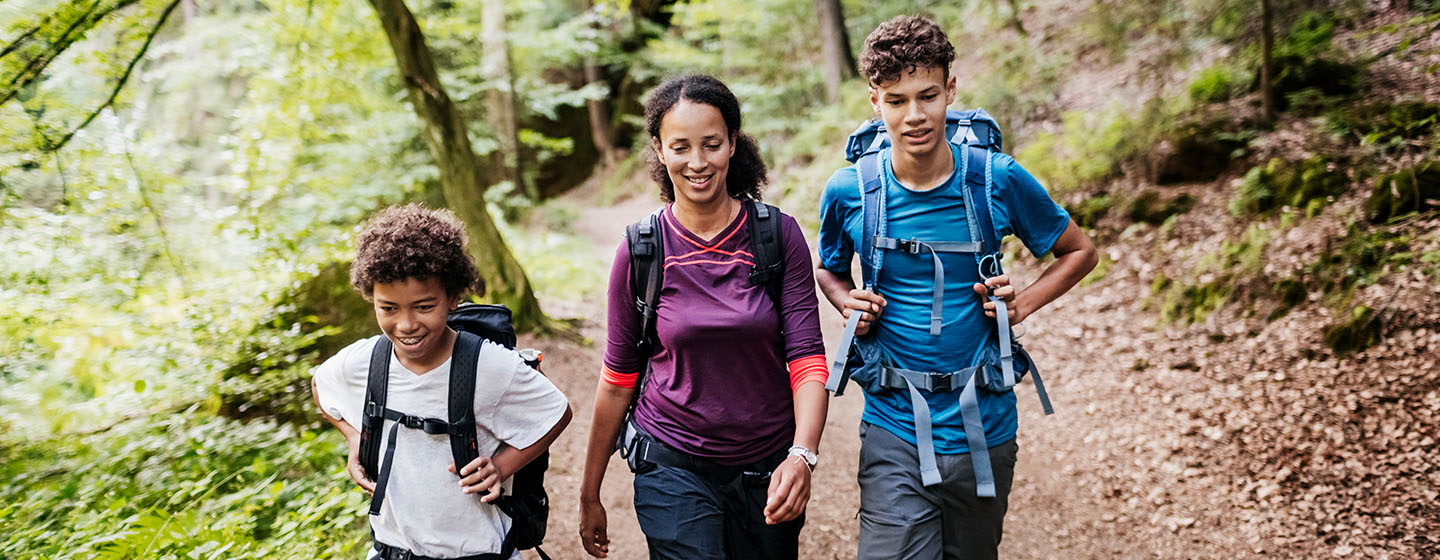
[358,336,392,479]
[965,145,1004,276]
[624,209,665,354]
[745,201,786,308]
[857,153,886,290]
[447,331,484,475]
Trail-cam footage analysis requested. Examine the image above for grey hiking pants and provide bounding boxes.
[857,421,1019,560]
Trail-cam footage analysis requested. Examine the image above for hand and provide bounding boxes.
[449,457,504,502]
[579,498,610,558]
[842,289,887,336]
[345,444,376,494]
[973,275,1023,324]
[763,455,812,525]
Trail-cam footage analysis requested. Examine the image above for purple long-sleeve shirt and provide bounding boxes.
[605,203,825,465]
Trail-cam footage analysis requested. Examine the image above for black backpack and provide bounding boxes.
[615,201,786,455]
[358,303,551,560]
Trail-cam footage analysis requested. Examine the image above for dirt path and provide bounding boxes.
[523,181,1439,559]
[526,184,1180,560]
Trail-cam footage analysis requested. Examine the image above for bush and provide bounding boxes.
[1367,163,1440,223]
[1189,63,1250,104]
[1128,190,1196,225]
[1230,157,1347,217]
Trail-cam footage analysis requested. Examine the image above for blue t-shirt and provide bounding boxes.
[818,142,1070,453]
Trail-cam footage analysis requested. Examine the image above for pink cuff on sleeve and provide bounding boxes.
[602,365,639,388]
[787,354,829,393]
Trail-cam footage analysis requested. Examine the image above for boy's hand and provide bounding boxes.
[842,289,887,335]
[449,457,504,502]
[345,445,376,494]
[974,275,1023,324]
[763,455,812,525]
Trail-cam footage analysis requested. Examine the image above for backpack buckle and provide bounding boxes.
[928,372,957,392]
[399,414,424,430]
[364,402,382,418]
[896,238,921,254]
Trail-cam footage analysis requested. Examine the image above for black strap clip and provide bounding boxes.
[896,237,922,254]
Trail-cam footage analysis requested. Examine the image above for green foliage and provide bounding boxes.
[1128,190,1196,225]
[0,416,369,558]
[1188,63,1249,103]
[1306,222,1412,299]
[1324,101,1440,153]
[1230,157,1347,217]
[1065,194,1117,229]
[1367,162,1440,223]
[1149,224,1270,324]
[1017,97,1186,192]
[1323,305,1384,355]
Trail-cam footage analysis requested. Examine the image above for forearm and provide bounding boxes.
[1016,221,1098,320]
[790,382,828,452]
[580,379,635,503]
[492,404,574,481]
[814,266,856,313]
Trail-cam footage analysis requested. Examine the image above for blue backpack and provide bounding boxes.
[824,109,1053,498]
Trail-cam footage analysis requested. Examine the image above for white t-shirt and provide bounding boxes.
[312,335,568,559]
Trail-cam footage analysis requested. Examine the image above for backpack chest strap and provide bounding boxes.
[872,237,979,335]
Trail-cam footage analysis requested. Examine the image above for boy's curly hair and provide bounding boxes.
[859,15,956,87]
[350,204,482,301]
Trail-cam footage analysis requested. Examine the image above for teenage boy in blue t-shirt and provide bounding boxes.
[815,15,1098,560]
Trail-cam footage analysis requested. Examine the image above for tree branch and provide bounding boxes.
[43,0,181,154]
[0,0,113,106]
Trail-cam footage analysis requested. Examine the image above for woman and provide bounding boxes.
[577,74,830,560]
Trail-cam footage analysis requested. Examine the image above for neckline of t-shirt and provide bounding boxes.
[882,142,963,195]
[662,202,747,249]
[387,345,455,378]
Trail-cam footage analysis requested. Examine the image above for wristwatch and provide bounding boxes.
[787,445,818,470]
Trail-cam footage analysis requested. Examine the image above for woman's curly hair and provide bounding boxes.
[859,15,956,87]
[350,204,482,301]
[644,74,767,203]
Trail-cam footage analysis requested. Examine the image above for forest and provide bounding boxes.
[1,0,1437,558]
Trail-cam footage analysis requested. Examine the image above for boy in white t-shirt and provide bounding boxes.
[312,204,572,560]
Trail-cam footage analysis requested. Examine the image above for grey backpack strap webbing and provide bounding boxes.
[826,154,886,396]
[886,366,995,496]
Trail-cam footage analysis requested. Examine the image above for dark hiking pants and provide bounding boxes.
[857,421,1019,560]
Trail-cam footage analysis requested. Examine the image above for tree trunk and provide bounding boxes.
[813,0,855,103]
[481,0,532,200]
[1259,0,1276,125]
[582,0,616,166]
[366,0,551,332]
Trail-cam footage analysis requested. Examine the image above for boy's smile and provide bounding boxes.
[373,276,459,374]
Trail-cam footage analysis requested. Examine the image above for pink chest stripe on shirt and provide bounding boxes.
[661,209,756,269]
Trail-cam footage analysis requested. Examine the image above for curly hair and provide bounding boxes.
[859,15,956,87]
[644,74,768,203]
[350,204,482,301]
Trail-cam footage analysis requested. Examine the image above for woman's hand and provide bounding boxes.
[842,289,887,336]
[974,275,1024,324]
[763,455,812,525]
[579,497,611,557]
